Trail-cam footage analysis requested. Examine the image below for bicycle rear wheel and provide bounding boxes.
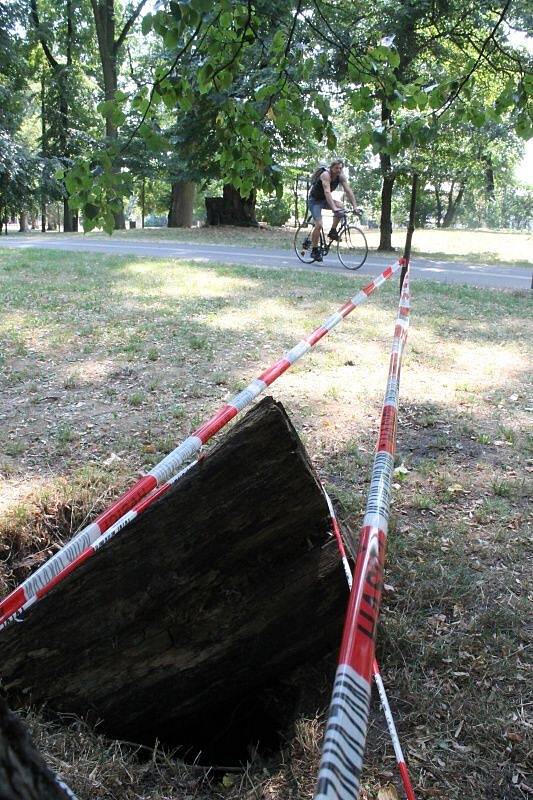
[294,223,316,263]
[337,225,368,270]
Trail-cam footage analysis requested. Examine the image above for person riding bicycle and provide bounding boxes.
[308,158,359,262]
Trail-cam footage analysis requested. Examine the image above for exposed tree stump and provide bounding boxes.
[205,183,258,226]
[0,697,74,800]
[0,398,346,746]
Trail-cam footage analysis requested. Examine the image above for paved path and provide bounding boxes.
[0,233,530,289]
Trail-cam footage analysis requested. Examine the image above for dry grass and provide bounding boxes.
[1,249,531,799]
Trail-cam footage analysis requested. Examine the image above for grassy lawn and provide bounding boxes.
[9,223,533,267]
[0,249,531,799]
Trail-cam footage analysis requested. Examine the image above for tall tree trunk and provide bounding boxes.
[442,182,465,228]
[378,154,395,250]
[31,1,74,232]
[141,176,145,228]
[485,158,494,200]
[434,185,443,227]
[377,102,395,251]
[19,213,29,232]
[90,0,148,230]
[168,180,195,227]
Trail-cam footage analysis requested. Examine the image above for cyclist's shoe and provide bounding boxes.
[300,236,311,256]
[311,247,323,262]
[328,229,340,241]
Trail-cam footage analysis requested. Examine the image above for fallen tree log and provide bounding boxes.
[0,398,347,748]
[0,697,75,800]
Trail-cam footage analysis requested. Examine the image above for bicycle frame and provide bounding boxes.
[308,211,351,257]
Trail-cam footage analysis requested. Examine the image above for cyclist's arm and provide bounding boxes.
[339,175,357,208]
[320,172,338,211]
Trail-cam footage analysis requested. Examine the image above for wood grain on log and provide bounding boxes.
[0,398,346,744]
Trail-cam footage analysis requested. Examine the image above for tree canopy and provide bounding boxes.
[1,0,531,233]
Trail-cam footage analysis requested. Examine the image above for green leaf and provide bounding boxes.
[217,69,233,90]
[256,83,278,101]
[272,29,285,53]
[110,109,126,127]
[164,27,180,49]
[97,100,115,117]
[141,13,152,35]
[428,88,445,110]
[191,0,211,11]
[414,90,427,110]
[152,10,169,35]
[516,115,533,139]
[83,202,99,220]
[388,50,400,68]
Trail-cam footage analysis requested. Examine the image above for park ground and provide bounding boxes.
[0,246,531,799]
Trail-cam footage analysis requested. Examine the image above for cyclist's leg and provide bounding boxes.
[309,200,324,247]
[328,206,344,239]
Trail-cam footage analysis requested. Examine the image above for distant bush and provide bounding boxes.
[256,194,292,227]
[144,214,167,227]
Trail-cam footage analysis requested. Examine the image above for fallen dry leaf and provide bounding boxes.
[378,785,399,800]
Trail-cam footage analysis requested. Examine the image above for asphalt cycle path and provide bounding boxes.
[0,233,530,290]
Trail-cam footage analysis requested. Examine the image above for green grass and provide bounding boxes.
[0,248,531,800]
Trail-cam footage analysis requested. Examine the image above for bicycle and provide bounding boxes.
[293,209,368,270]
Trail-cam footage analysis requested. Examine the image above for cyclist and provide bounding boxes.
[308,158,359,262]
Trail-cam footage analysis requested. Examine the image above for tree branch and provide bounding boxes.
[115,0,150,53]
[30,0,59,70]
[437,0,513,119]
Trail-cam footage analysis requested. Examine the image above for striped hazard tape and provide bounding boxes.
[322,486,416,800]
[314,266,410,799]
[0,261,402,630]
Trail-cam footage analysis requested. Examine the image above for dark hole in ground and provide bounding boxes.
[150,681,295,767]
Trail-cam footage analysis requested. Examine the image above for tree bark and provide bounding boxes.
[31,0,75,233]
[205,184,258,226]
[167,180,195,227]
[0,398,346,746]
[442,182,465,228]
[377,101,396,251]
[434,185,443,227]
[0,697,75,799]
[19,213,29,232]
[90,0,148,230]
[378,155,395,250]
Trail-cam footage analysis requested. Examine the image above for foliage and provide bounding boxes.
[2,0,532,232]
[255,191,292,225]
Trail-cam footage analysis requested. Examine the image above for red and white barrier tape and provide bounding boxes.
[314,267,410,799]
[0,261,401,630]
[322,486,416,800]
[372,659,416,800]
[55,776,78,800]
[0,460,200,629]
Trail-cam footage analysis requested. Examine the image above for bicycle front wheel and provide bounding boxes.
[294,223,315,263]
[337,225,368,270]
